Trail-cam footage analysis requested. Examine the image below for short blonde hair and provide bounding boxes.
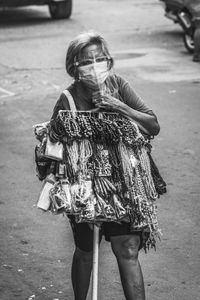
[65,31,114,79]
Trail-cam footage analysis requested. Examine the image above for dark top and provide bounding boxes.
[51,74,155,120]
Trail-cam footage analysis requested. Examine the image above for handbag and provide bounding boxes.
[147,149,167,196]
[44,136,64,161]
[43,89,74,161]
[35,142,51,181]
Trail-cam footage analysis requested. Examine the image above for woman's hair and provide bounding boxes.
[65,31,114,79]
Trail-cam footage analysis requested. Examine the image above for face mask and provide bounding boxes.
[78,61,109,87]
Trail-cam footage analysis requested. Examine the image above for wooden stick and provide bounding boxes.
[92,224,100,300]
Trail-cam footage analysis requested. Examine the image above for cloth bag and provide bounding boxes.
[147,150,167,196]
[37,174,56,211]
[44,136,64,161]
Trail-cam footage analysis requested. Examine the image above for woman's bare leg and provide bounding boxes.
[71,247,93,300]
[110,234,145,300]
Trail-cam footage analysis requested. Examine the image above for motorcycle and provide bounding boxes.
[160,0,200,54]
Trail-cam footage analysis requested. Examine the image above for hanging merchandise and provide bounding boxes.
[34,122,48,180]
[49,179,72,214]
[44,136,64,161]
[37,173,56,211]
[34,111,163,250]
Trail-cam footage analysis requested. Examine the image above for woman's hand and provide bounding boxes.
[92,91,124,112]
[92,91,160,136]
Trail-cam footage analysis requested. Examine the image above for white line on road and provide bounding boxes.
[0,87,15,98]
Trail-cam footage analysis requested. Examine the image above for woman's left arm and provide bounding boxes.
[116,100,160,136]
[95,94,160,136]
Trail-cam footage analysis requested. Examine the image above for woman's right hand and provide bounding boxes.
[92,90,103,105]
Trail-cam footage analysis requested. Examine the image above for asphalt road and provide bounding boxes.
[0,0,200,299]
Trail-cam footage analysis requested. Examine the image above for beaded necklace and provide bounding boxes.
[79,139,93,178]
[65,141,79,177]
[138,147,158,200]
[53,111,144,148]
[34,109,161,250]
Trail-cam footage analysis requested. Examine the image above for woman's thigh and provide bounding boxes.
[69,216,103,252]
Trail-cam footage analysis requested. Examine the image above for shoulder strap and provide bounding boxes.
[62,89,77,111]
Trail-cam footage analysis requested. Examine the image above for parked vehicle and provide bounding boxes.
[0,0,72,19]
[160,0,200,54]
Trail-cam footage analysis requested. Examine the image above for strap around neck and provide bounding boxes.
[62,89,77,111]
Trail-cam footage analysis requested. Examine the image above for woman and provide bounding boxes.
[52,31,160,300]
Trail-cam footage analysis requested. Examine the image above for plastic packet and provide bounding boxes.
[37,174,56,211]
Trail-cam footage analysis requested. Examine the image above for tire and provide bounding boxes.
[193,27,200,62]
[183,32,194,54]
[49,0,72,19]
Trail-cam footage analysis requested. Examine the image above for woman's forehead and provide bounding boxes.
[80,44,103,58]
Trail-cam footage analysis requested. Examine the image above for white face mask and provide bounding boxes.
[78,61,109,88]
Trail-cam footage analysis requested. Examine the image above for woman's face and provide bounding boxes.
[77,44,109,90]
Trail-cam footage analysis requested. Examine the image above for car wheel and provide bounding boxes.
[183,32,194,54]
[49,0,72,19]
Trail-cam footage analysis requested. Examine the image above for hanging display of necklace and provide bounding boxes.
[34,109,161,251]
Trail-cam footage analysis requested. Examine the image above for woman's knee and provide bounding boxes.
[111,235,140,261]
[74,247,93,263]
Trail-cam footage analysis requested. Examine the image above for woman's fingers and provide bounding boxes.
[93,94,119,110]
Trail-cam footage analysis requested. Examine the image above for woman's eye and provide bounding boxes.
[78,56,107,67]
[79,60,93,67]
[96,57,107,63]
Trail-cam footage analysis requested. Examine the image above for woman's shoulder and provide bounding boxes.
[109,73,126,84]
[107,74,129,95]
[54,82,74,107]
[109,73,128,89]
[61,81,76,96]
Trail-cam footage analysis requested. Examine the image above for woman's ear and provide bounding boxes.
[108,57,114,70]
[74,65,79,81]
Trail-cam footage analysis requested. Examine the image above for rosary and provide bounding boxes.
[34,111,161,250]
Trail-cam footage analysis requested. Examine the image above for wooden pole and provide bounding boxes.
[92,224,100,300]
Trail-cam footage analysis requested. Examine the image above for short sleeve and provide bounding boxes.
[117,76,155,115]
[51,92,70,120]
